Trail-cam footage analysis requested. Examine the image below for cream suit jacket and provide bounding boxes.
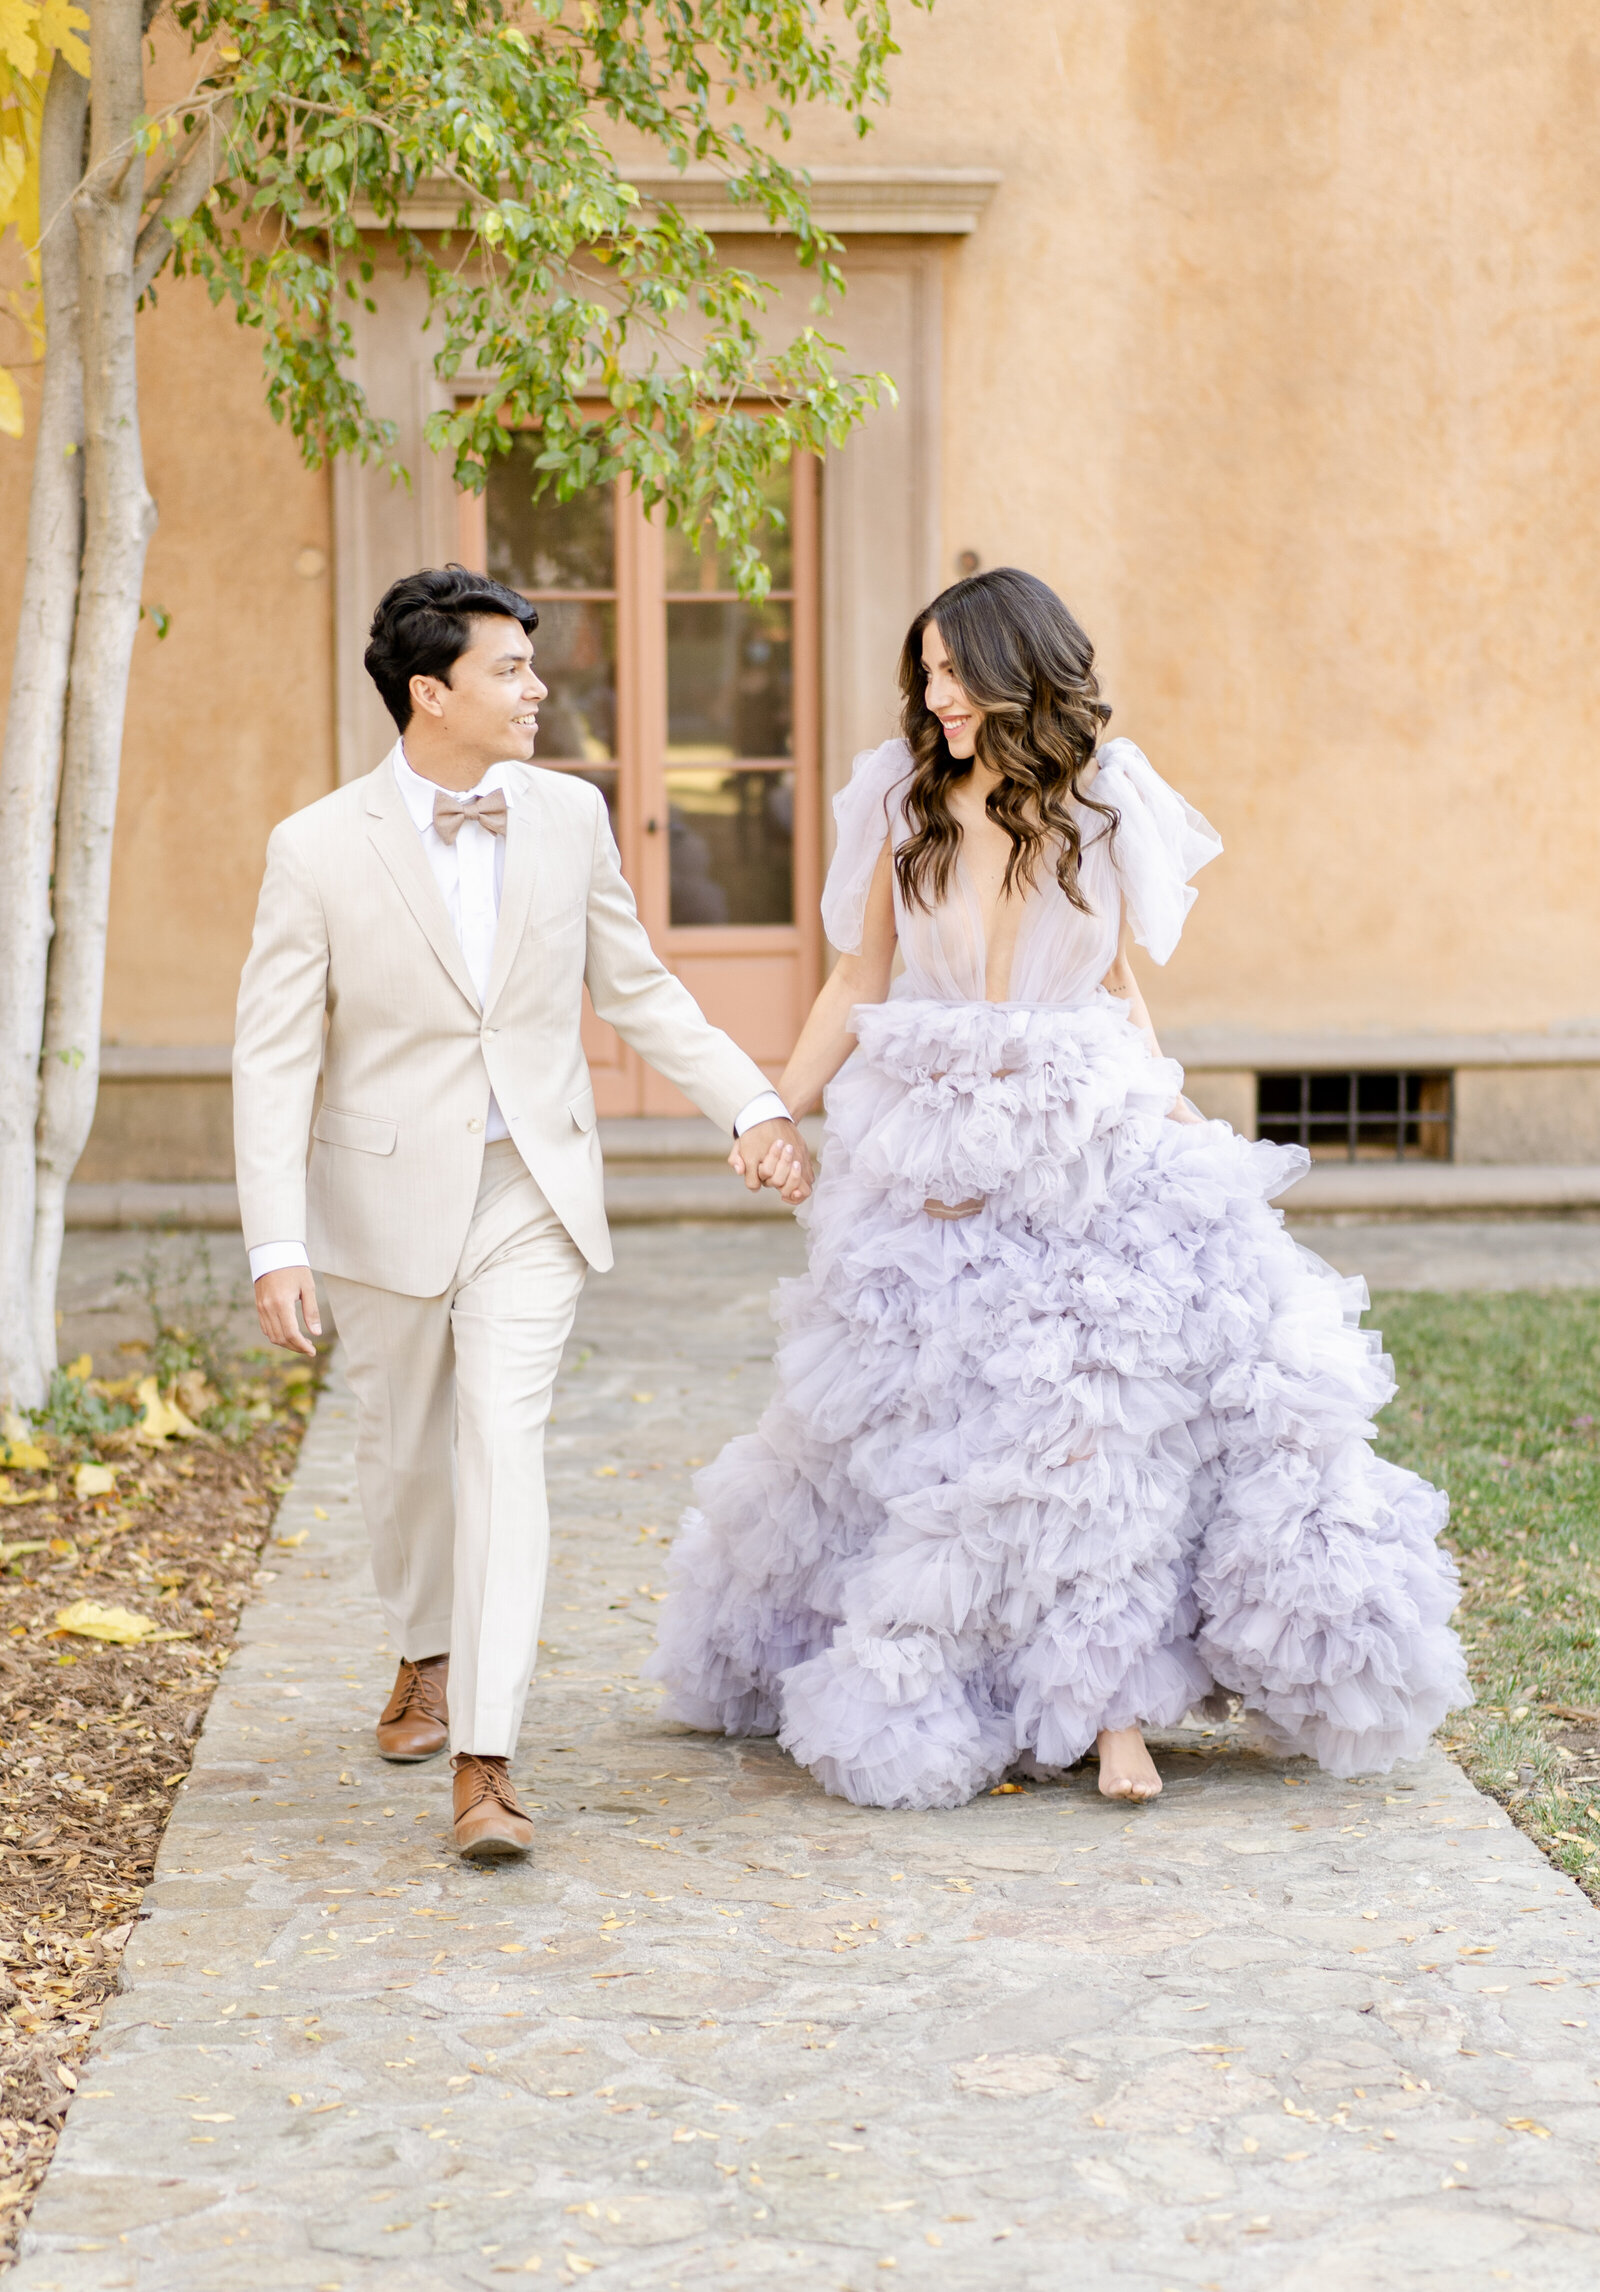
[232,749,771,1292]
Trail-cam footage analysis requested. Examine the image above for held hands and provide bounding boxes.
[729,1116,813,1205]
[254,1266,322,1357]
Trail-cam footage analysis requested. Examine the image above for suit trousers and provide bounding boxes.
[324,1140,587,1756]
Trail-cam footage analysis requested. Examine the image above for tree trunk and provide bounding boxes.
[0,54,90,1410]
[31,0,158,1380]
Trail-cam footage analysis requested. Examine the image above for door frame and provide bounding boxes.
[456,445,822,1111]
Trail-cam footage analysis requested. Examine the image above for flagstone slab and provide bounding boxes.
[10,1224,1600,2292]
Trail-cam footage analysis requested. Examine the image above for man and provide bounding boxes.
[235,566,811,1861]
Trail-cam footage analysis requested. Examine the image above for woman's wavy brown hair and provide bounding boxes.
[895,566,1117,915]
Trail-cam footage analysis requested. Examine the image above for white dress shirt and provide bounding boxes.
[249,749,790,1281]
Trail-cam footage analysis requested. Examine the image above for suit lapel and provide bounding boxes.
[364,753,482,1012]
[483,768,546,1020]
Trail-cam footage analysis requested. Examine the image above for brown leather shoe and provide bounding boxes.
[376,1655,449,1763]
[452,1754,534,1861]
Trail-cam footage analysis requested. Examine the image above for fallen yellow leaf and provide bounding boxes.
[74,1463,117,1499]
[0,1484,58,1508]
[313,1506,328,1520]
[0,1538,49,1563]
[53,1600,193,1646]
[64,1354,92,1382]
[0,1433,51,1470]
[133,1377,200,1446]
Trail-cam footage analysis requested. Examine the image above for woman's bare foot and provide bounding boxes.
[1095,1725,1162,1802]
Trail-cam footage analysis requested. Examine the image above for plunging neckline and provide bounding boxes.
[945,761,1104,1004]
[953,849,1031,1004]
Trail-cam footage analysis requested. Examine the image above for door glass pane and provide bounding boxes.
[666,600,792,762]
[558,764,618,840]
[485,444,615,590]
[484,452,618,762]
[664,463,793,593]
[527,599,616,762]
[667,768,793,926]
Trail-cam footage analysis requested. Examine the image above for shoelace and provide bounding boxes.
[456,1759,522,1815]
[388,1661,445,1720]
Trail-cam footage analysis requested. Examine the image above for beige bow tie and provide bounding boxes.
[432,787,509,843]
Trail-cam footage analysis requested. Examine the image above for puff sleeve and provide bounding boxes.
[1094,737,1222,964]
[820,737,913,955]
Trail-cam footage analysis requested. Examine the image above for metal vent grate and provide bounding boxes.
[1255,1070,1454,1162]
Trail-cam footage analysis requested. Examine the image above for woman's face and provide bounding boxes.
[921,620,984,761]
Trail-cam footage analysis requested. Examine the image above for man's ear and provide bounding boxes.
[409,672,448,721]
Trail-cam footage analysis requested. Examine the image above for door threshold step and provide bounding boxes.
[66,1156,1600,1232]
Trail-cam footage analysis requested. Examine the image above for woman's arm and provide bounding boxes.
[780,838,898,1115]
[731,838,897,1199]
[1101,924,1204,1123]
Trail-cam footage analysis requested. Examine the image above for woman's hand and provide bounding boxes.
[729,1119,813,1204]
[1167,1095,1206,1126]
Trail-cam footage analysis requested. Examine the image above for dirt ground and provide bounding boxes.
[0,1232,316,2257]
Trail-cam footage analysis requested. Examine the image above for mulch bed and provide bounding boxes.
[0,1360,315,2259]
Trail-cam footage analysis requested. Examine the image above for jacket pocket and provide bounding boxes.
[568,1086,597,1134]
[312,1106,397,1157]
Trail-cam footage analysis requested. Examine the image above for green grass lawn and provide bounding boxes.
[1370,1288,1600,1899]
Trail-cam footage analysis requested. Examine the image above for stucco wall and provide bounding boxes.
[5,1,1599,1094]
[0,271,335,1051]
[784,0,1600,1045]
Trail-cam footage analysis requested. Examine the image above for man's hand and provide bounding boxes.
[728,1116,813,1205]
[254,1267,322,1357]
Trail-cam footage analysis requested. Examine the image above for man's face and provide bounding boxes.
[408,615,548,765]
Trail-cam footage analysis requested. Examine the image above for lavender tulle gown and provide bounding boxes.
[646,737,1470,1807]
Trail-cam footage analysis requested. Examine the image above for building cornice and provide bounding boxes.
[357,165,1001,237]
[625,165,1002,237]
[1165,1030,1600,1072]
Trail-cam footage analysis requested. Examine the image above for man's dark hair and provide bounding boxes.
[364,564,539,733]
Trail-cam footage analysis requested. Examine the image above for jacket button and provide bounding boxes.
[466,1118,483,1134]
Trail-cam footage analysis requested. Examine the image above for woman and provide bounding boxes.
[647,568,1468,1808]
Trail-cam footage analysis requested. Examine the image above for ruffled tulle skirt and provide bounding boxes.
[645,994,1470,1808]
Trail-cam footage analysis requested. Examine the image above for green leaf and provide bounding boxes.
[157,0,927,593]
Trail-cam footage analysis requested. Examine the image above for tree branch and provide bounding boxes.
[132,99,234,300]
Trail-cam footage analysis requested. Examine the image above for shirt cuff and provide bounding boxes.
[732,1090,792,1137]
[249,1241,312,1282]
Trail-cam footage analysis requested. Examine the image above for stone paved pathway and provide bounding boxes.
[12,1227,1600,2292]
